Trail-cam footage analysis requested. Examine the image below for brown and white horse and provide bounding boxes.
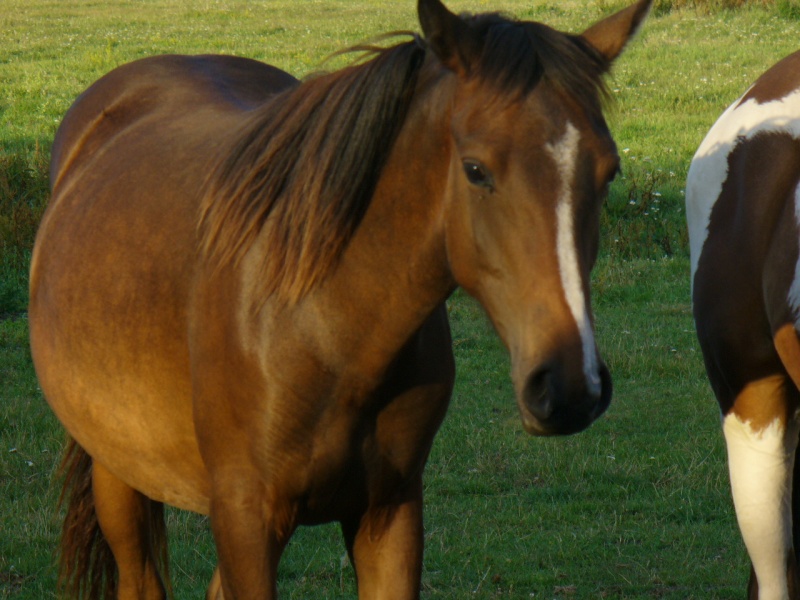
[688,51,800,600]
[30,0,651,597]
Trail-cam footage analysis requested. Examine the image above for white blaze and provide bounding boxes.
[687,87,800,285]
[546,122,601,395]
[723,413,800,600]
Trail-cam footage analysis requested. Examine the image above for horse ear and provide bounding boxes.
[580,0,653,63]
[417,0,480,76]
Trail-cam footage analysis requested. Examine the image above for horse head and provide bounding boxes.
[418,0,651,435]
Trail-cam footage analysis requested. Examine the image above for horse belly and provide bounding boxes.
[30,138,212,514]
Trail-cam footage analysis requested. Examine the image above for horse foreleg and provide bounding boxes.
[342,477,424,600]
[209,478,295,600]
[724,376,800,600]
[92,460,168,600]
[206,566,224,600]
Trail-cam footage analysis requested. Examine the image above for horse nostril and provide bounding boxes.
[524,367,556,422]
[520,360,611,434]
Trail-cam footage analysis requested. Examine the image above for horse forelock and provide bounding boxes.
[463,13,610,115]
[199,37,426,305]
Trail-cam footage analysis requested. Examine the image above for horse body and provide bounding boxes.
[688,51,800,600]
[31,0,651,597]
[34,55,302,514]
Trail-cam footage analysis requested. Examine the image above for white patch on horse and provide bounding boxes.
[546,122,601,395]
[723,413,800,600]
[686,86,800,285]
[788,181,800,324]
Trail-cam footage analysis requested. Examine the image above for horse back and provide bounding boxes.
[50,54,297,191]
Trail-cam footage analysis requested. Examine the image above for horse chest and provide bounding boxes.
[192,312,450,521]
[270,384,448,524]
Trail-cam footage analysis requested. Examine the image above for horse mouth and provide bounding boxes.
[517,362,612,436]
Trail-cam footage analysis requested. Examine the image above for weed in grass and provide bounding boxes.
[0,255,30,317]
[603,154,688,261]
[0,150,49,260]
[0,147,49,315]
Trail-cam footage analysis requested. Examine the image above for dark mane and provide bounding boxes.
[199,15,609,305]
[199,37,426,304]
[465,12,610,112]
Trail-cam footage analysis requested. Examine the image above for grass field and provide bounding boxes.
[3,0,800,598]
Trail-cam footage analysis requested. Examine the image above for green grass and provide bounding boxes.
[3,0,799,598]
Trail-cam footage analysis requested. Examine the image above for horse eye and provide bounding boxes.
[462,160,493,189]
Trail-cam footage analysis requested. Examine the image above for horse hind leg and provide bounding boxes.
[723,375,800,600]
[92,458,169,599]
[777,323,800,600]
[58,438,169,599]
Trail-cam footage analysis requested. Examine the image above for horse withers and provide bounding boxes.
[688,51,800,600]
[30,0,651,597]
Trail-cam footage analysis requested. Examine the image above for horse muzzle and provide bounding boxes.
[516,359,612,436]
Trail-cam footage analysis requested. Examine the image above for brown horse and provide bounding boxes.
[30,0,651,597]
[688,51,800,600]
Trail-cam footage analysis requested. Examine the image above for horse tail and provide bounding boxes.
[57,436,117,599]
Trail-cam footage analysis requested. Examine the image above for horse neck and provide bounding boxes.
[297,68,457,380]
